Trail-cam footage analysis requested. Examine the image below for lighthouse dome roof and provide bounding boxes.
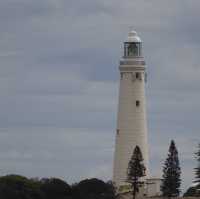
[127,30,142,42]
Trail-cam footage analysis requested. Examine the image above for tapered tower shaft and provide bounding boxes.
[113,30,149,189]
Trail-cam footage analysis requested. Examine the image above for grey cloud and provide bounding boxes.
[0,128,114,183]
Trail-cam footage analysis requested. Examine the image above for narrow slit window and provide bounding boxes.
[120,73,123,80]
[136,100,140,107]
[136,72,140,79]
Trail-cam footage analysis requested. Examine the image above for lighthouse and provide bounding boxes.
[113,30,149,190]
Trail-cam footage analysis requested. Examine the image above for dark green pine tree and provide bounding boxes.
[194,143,200,184]
[127,146,146,199]
[161,140,181,198]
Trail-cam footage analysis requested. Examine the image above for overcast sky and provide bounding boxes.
[0,0,200,192]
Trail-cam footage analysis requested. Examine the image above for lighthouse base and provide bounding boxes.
[116,178,162,198]
[117,183,147,199]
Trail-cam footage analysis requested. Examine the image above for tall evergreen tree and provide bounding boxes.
[194,143,200,185]
[161,140,181,198]
[127,146,146,199]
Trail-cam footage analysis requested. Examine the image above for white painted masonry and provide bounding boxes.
[113,30,149,189]
[146,178,162,197]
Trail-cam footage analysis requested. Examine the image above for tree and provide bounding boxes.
[185,143,200,197]
[194,143,200,185]
[0,175,44,199]
[72,178,115,199]
[161,140,181,198]
[184,184,200,197]
[127,146,146,199]
[40,178,72,199]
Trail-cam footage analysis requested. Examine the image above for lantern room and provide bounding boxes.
[124,30,142,57]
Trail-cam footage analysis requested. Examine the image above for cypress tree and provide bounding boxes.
[161,140,181,198]
[127,146,146,199]
[194,143,200,185]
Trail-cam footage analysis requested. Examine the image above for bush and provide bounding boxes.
[184,184,200,197]
[40,178,72,199]
[72,178,115,199]
[0,175,43,199]
[0,175,115,199]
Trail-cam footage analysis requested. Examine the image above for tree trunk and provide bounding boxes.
[133,181,137,199]
[132,190,136,199]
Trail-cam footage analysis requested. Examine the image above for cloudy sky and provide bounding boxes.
[0,0,200,192]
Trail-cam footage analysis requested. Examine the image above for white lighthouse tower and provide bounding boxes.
[113,30,149,191]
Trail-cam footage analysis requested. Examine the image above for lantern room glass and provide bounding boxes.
[124,42,142,57]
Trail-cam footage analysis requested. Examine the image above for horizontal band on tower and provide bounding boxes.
[119,66,146,71]
[120,60,146,65]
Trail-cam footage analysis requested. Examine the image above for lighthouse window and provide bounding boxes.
[124,42,141,57]
[136,100,140,107]
[136,72,142,80]
[120,73,123,80]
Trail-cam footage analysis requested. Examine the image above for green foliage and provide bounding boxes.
[72,178,115,199]
[194,144,200,184]
[184,184,200,197]
[40,178,72,199]
[127,146,146,199]
[161,140,181,198]
[184,144,200,197]
[0,175,44,199]
[0,175,115,199]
